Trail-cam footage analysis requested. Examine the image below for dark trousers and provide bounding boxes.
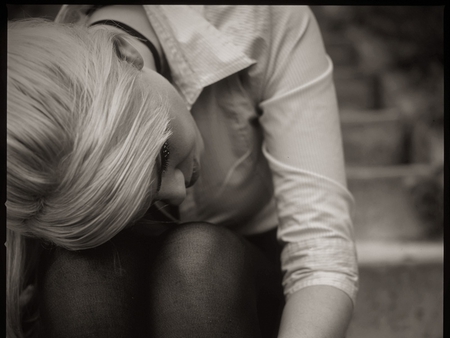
[37,223,285,338]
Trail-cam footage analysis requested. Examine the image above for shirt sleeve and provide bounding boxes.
[258,6,358,305]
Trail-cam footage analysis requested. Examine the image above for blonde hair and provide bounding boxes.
[7,19,171,337]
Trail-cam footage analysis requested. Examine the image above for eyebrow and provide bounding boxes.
[89,19,162,74]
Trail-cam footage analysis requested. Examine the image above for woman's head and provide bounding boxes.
[7,19,172,250]
[7,18,205,337]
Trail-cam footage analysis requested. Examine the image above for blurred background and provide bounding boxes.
[309,7,444,338]
[7,5,444,338]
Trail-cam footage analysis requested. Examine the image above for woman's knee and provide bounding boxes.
[39,231,146,291]
[148,222,260,336]
[149,222,257,305]
[157,222,251,279]
[38,234,148,337]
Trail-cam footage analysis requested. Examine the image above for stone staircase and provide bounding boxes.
[311,6,443,338]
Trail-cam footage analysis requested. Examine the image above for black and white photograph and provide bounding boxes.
[5,5,444,338]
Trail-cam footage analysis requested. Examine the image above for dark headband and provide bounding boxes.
[90,19,162,74]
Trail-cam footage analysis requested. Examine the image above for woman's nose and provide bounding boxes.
[157,169,187,206]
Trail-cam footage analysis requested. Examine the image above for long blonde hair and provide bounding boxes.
[7,19,171,337]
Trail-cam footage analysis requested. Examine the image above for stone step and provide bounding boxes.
[346,165,439,241]
[340,108,407,166]
[334,69,382,110]
[347,241,443,338]
[410,121,444,165]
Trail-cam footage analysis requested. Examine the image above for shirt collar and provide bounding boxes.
[56,5,256,109]
[143,5,256,108]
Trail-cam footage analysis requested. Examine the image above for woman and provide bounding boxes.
[7,18,199,336]
[8,5,359,338]
[7,19,283,338]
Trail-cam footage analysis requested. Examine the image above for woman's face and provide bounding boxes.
[141,68,204,206]
[88,12,204,206]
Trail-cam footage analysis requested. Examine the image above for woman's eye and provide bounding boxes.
[161,141,170,173]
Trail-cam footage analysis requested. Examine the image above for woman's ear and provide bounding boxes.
[113,35,144,70]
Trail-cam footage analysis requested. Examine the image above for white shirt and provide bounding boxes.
[57,5,358,305]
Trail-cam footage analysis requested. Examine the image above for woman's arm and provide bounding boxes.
[258,7,358,337]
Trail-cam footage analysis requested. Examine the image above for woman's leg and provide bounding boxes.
[38,222,284,338]
[146,222,284,338]
[37,230,154,338]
